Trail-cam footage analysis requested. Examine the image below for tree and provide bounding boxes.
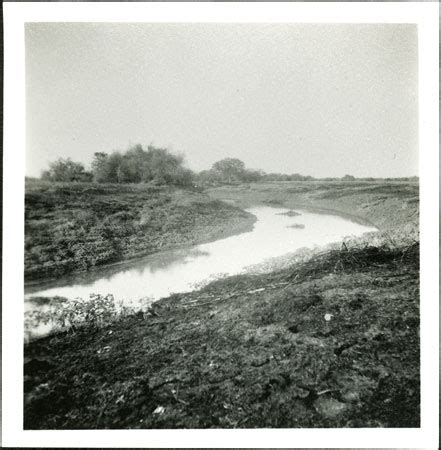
[41,158,91,182]
[211,158,246,183]
[44,144,195,186]
[123,144,146,183]
[242,169,264,183]
[107,152,125,183]
[91,152,126,183]
[90,145,194,186]
[342,174,356,181]
[196,169,222,186]
[91,152,111,183]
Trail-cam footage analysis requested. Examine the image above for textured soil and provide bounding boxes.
[24,245,419,429]
[24,181,420,429]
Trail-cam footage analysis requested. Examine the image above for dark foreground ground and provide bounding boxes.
[24,242,419,429]
[24,181,420,429]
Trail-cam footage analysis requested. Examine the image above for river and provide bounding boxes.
[25,206,376,338]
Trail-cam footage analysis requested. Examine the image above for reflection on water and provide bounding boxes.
[25,207,376,308]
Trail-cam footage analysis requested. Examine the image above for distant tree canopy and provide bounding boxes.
[212,158,246,183]
[41,158,92,182]
[90,145,194,186]
[261,173,314,182]
[42,145,194,187]
[42,146,415,187]
[195,158,319,185]
[196,158,265,185]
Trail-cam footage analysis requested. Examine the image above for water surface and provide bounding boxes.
[26,207,376,307]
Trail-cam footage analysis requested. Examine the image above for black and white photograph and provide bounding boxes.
[2,2,439,448]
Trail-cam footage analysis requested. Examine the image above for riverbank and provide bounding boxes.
[203,181,419,276]
[25,180,256,283]
[24,238,419,429]
[24,180,420,429]
[206,180,419,232]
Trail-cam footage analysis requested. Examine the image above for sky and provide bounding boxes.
[26,23,418,178]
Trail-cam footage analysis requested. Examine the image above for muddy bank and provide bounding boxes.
[24,241,419,429]
[206,180,419,231]
[23,181,420,429]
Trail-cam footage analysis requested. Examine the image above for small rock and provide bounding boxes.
[364,325,382,339]
[324,313,334,322]
[35,382,50,393]
[153,406,165,415]
[340,390,360,403]
[292,386,310,399]
[314,397,349,419]
[297,335,326,347]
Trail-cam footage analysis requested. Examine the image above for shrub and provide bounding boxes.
[25,294,153,339]
[41,158,92,182]
[89,145,194,186]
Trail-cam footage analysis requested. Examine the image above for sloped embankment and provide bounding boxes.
[24,239,419,429]
[25,180,256,282]
[206,180,419,231]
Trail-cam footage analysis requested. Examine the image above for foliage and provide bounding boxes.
[25,294,149,338]
[91,152,114,183]
[41,158,92,182]
[196,158,265,186]
[89,145,194,186]
[211,158,246,182]
[41,150,418,188]
[261,173,314,182]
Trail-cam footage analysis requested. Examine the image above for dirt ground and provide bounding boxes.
[24,181,420,429]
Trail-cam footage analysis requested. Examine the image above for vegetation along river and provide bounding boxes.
[25,206,376,338]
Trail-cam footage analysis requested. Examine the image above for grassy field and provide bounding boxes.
[25,180,256,283]
[24,180,420,429]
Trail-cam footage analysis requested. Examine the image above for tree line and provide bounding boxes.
[41,145,267,186]
[42,145,193,186]
[40,144,418,186]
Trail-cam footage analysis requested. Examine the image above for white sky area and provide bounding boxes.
[26,23,418,178]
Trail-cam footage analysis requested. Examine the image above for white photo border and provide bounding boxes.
[3,2,439,448]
